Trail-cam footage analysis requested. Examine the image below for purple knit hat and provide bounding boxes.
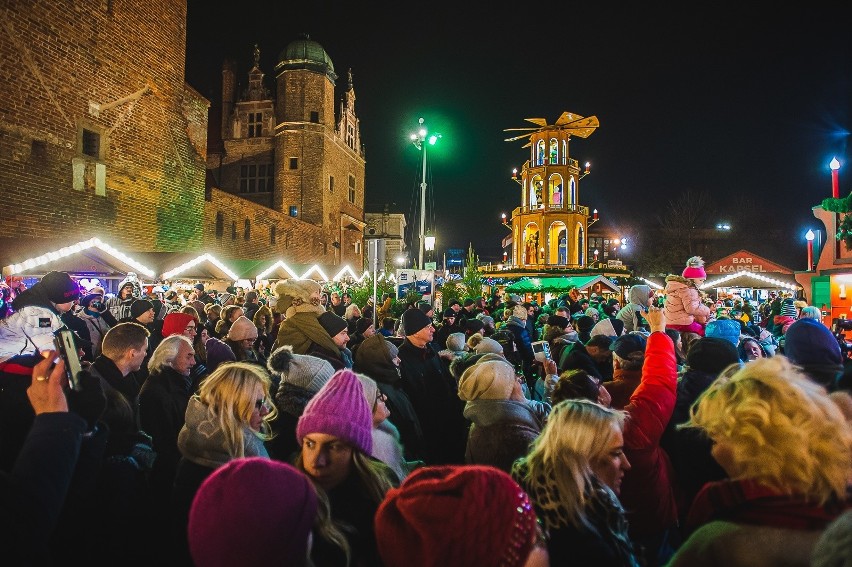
[188,457,318,566]
[296,368,373,454]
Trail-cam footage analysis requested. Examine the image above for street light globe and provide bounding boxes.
[806,229,815,241]
[396,256,406,266]
[830,157,840,171]
[425,235,436,251]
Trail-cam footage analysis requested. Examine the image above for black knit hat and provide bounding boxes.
[548,315,570,330]
[40,271,80,304]
[317,312,348,337]
[355,317,373,335]
[130,299,155,319]
[686,337,740,375]
[80,293,103,309]
[442,308,456,319]
[401,308,433,336]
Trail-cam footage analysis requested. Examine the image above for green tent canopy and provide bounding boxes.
[504,275,620,294]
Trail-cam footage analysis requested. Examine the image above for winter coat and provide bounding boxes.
[353,334,425,461]
[617,285,652,333]
[0,304,64,364]
[669,479,851,567]
[268,383,313,462]
[398,338,468,465]
[772,315,796,337]
[619,331,679,541]
[463,398,542,473]
[273,310,342,357]
[371,420,413,482]
[77,309,112,359]
[137,365,193,498]
[664,276,711,327]
[602,367,642,411]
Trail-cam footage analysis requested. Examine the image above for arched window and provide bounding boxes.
[562,140,567,165]
[549,138,558,165]
[530,175,543,208]
[549,174,564,208]
[536,140,546,166]
[569,176,577,206]
[576,223,585,265]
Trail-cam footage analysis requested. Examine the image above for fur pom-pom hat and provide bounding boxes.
[267,345,335,393]
[682,256,707,280]
[273,278,324,317]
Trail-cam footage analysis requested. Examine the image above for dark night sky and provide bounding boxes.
[185,2,852,268]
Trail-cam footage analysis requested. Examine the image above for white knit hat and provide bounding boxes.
[227,316,258,341]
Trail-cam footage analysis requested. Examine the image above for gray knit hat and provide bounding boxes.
[267,345,335,393]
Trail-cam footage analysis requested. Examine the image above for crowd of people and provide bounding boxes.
[0,268,851,566]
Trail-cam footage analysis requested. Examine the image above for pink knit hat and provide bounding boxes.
[188,457,317,566]
[227,315,258,341]
[296,368,373,454]
[682,256,707,279]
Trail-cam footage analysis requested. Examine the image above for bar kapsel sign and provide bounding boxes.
[705,250,793,275]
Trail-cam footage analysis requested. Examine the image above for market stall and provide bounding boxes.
[504,274,621,304]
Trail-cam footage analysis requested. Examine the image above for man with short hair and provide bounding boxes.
[602,333,647,410]
[328,292,346,317]
[242,290,260,321]
[559,334,614,381]
[397,308,467,465]
[88,322,150,405]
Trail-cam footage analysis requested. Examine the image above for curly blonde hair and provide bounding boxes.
[196,362,277,456]
[687,356,852,504]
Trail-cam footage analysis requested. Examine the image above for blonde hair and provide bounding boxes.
[196,362,277,456]
[687,356,852,504]
[515,399,626,530]
[344,303,362,320]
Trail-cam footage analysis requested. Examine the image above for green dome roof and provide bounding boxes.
[276,34,336,81]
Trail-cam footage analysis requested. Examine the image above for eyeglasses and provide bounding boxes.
[255,397,267,411]
[185,325,197,332]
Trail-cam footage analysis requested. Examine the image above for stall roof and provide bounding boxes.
[1,237,157,279]
[700,271,801,291]
[504,275,620,294]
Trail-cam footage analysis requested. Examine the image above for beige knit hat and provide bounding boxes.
[227,315,258,341]
[458,359,517,401]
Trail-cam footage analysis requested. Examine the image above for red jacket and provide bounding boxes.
[619,331,679,539]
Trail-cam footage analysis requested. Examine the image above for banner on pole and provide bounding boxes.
[396,269,434,300]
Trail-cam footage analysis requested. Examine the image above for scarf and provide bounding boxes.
[686,478,850,536]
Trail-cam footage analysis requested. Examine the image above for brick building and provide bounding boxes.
[0,1,365,278]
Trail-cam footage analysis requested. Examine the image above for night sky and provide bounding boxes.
[185,2,852,268]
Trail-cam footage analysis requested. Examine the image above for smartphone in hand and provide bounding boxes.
[53,327,83,391]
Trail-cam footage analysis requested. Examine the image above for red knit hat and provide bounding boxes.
[375,465,539,567]
[161,312,195,337]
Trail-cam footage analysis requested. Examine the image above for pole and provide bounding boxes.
[371,239,378,327]
[807,240,814,271]
[832,167,840,198]
[419,141,427,270]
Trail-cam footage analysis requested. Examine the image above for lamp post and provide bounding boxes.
[806,229,815,271]
[425,234,436,266]
[831,157,840,198]
[410,118,441,269]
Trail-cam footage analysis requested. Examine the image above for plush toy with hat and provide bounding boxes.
[188,457,318,566]
[273,278,325,319]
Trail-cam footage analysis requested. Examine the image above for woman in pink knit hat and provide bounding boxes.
[295,368,398,566]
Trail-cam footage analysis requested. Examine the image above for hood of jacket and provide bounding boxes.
[463,399,542,430]
[628,285,652,307]
[177,396,268,468]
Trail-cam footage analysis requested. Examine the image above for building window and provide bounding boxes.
[329,176,334,193]
[310,111,319,123]
[289,157,298,170]
[216,212,224,238]
[82,128,101,159]
[270,225,276,245]
[240,164,273,193]
[231,221,237,240]
[244,219,251,240]
[348,175,356,203]
[347,124,355,149]
[355,241,362,255]
[289,206,298,217]
[248,112,263,137]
